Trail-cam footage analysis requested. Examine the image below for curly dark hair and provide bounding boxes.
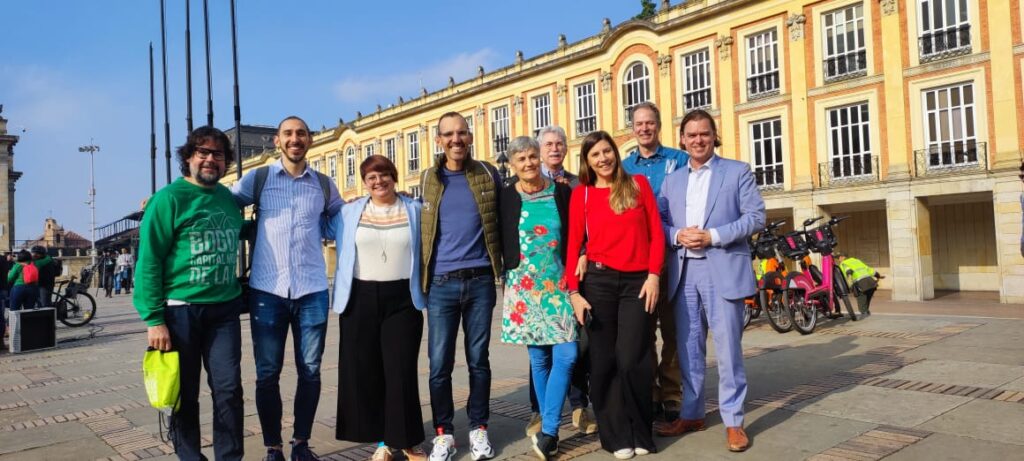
[175,126,235,177]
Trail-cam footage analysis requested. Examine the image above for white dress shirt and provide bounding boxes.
[677,155,721,258]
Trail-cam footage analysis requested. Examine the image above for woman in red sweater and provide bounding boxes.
[565,131,664,459]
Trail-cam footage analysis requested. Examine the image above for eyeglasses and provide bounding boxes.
[194,147,226,161]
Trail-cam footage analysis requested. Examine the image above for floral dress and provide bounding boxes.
[501,182,577,345]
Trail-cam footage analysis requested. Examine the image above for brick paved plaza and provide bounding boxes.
[1,293,1022,461]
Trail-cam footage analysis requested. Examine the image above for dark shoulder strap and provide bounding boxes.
[253,166,271,212]
[315,171,331,215]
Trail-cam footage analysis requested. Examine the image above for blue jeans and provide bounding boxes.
[528,343,577,436]
[164,298,245,461]
[250,288,329,446]
[9,285,38,311]
[427,272,496,433]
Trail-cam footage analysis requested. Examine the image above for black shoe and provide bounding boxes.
[651,401,665,421]
[290,441,320,461]
[264,448,286,461]
[532,433,559,460]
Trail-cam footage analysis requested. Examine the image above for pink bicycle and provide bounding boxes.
[779,216,857,334]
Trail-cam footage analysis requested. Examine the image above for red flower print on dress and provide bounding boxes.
[521,275,535,291]
[533,225,548,236]
[510,311,524,325]
[514,300,527,314]
[548,240,558,248]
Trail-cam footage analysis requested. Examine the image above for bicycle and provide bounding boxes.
[780,216,857,335]
[750,219,793,333]
[51,266,98,327]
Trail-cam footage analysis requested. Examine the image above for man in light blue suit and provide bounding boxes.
[654,109,765,452]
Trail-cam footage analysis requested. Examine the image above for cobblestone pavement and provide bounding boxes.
[1,292,1022,461]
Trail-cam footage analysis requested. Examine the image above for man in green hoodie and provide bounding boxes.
[134,126,245,461]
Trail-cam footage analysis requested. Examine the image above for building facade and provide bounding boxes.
[0,105,22,252]
[226,0,1024,303]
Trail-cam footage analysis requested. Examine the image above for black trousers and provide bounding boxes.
[583,265,655,453]
[336,279,425,448]
[164,298,245,461]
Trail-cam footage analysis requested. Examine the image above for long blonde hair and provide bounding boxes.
[578,131,639,214]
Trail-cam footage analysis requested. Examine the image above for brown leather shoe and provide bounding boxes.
[726,427,749,452]
[653,418,706,437]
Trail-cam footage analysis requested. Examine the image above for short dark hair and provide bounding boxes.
[678,109,722,148]
[16,250,31,263]
[436,111,466,130]
[277,115,310,133]
[175,126,235,177]
[360,154,399,181]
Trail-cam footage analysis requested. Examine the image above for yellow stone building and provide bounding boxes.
[226,0,1024,303]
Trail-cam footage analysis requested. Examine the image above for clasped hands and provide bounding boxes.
[677,225,712,249]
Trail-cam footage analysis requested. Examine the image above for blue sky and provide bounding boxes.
[1,0,640,243]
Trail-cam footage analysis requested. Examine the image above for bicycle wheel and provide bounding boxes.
[761,274,792,333]
[832,270,857,321]
[742,299,753,330]
[59,292,97,327]
[785,274,817,335]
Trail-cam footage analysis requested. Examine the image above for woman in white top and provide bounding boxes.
[329,155,427,461]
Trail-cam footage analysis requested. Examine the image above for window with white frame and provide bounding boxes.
[746,29,780,98]
[364,143,375,159]
[464,114,475,156]
[532,94,551,137]
[922,82,978,168]
[827,102,873,179]
[407,132,420,173]
[345,147,356,187]
[328,155,337,180]
[750,118,784,188]
[311,159,321,173]
[408,185,422,198]
[823,4,867,80]
[918,0,971,61]
[491,105,510,159]
[622,62,651,124]
[385,138,396,164]
[574,81,597,137]
[682,49,712,111]
[432,125,444,157]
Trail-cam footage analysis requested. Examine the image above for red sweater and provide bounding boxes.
[565,174,665,291]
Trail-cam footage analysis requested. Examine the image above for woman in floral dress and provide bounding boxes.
[499,136,576,460]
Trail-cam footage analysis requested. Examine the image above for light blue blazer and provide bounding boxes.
[658,155,765,302]
[328,195,427,313]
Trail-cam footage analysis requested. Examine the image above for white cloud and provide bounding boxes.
[332,48,499,105]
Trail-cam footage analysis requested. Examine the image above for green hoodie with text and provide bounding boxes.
[133,178,243,326]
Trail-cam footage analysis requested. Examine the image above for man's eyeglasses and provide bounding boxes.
[194,147,226,161]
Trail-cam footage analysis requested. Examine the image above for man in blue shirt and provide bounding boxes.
[232,116,344,461]
[419,112,503,461]
[621,102,689,424]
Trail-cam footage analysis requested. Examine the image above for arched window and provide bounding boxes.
[345,147,356,187]
[622,61,651,125]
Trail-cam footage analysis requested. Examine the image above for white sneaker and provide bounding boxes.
[613,448,635,459]
[468,426,495,460]
[429,434,456,461]
[634,447,650,456]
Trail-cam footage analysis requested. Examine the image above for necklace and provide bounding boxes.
[518,178,546,195]
[367,199,400,263]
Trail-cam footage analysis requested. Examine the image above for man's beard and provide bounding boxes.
[193,167,222,186]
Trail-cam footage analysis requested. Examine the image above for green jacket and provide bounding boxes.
[7,263,34,286]
[419,156,502,293]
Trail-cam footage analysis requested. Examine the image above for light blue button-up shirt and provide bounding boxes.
[622,144,689,199]
[232,160,344,299]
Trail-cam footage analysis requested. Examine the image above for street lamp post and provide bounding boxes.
[78,143,100,267]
